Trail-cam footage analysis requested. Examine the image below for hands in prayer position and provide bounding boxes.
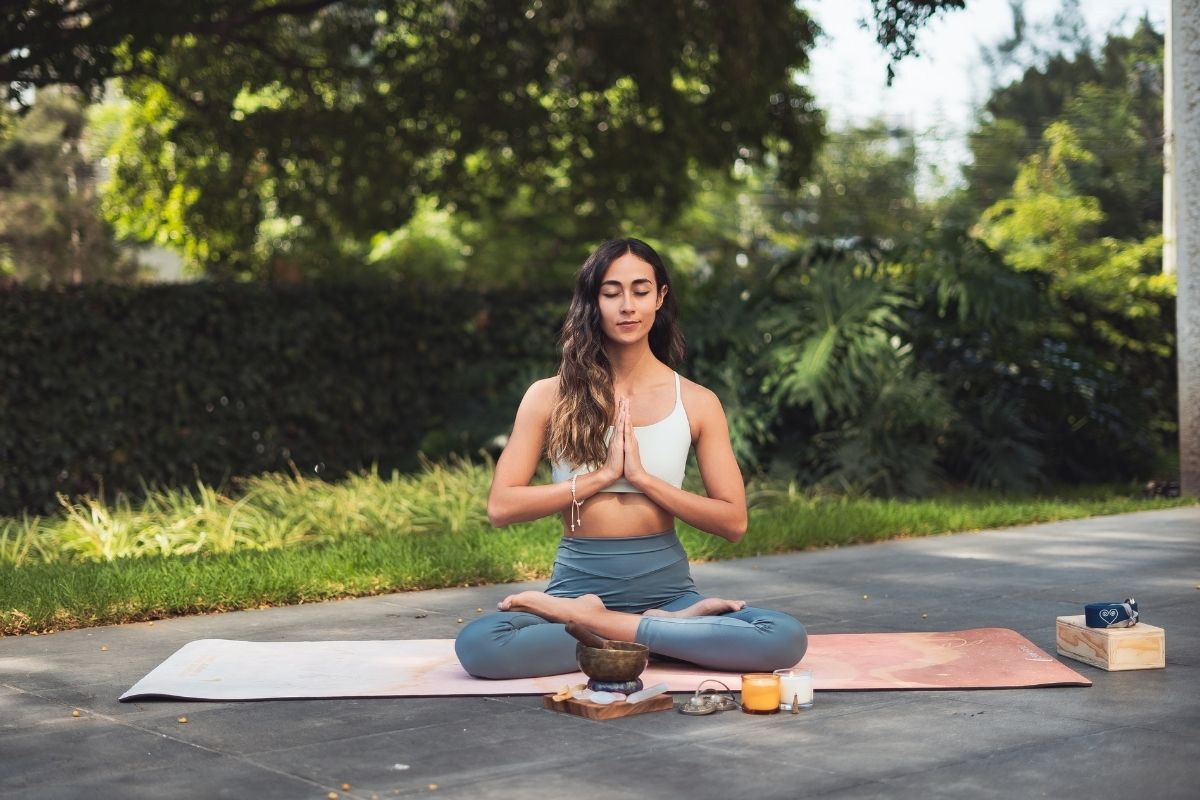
[599,396,648,489]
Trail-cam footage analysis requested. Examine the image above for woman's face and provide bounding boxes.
[597,252,667,345]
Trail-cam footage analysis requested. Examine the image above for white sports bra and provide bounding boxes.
[551,372,691,493]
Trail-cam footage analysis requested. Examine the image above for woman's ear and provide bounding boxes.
[656,285,668,311]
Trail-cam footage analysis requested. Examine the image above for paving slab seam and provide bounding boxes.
[232,718,477,756]
[0,682,120,712]
[238,715,553,760]
[0,719,354,799]
[1,684,369,798]
[232,722,649,798]
[3,767,352,800]
[338,756,609,798]
[9,690,238,755]
[81,724,359,800]
[795,777,900,799]
[222,703,628,780]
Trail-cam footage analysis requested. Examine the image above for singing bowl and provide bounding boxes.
[575,641,649,683]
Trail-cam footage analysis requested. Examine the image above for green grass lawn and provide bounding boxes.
[1,462,1193,635]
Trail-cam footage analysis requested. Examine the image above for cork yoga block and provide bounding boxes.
[1055,615,1166,671]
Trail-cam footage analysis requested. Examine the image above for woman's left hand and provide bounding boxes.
[621,396,648,487]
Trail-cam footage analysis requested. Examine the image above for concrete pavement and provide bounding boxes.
[1,506,1197,799]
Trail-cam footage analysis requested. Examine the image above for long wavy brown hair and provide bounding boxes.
[547,238,686,468]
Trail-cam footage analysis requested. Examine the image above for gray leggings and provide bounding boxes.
[455,530,807,679]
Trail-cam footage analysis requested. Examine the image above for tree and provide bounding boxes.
[25,1,826,278]
[861,12,1177,488]
[964,15,1164,238]
[978,122,1172,359]
[0,86,140,284]
[1,1,347,108]
[3,0,971,280]
[933,117,1175,485]
[792,122,921,244]
[3,1,971,107]
[867,0,967,83]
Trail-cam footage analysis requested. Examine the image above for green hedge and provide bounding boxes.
[0,283,564,515]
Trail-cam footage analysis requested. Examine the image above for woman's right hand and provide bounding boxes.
[598,397,627,485]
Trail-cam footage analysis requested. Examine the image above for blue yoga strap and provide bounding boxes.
[1084,598,1139,628]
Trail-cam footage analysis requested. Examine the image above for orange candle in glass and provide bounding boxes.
[740,673,781,714]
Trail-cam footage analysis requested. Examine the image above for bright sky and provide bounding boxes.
[801,0,1167,192]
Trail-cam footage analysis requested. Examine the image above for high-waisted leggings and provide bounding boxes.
[455,529,808,679]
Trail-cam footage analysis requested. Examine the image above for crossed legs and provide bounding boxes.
[496,590,746,643]
[456,591,806,680]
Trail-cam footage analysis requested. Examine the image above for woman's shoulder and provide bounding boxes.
[676,371,720,434]
[678,373,720,406]
[520,375,561,411]
[528,374,560,394]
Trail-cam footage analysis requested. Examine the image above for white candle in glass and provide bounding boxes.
[775,668,813,709]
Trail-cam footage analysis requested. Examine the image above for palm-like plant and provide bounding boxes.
[683,240,962,495]
[760,246,955,495]
[764,249,912,425]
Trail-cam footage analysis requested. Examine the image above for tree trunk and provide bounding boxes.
[1171,0,1200,496]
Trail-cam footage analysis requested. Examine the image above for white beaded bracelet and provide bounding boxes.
[569,474,584,532]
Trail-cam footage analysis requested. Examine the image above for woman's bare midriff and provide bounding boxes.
[559,491,673,537]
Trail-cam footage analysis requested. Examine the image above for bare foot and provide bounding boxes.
[497,591,606,623]
[644,597,746,618]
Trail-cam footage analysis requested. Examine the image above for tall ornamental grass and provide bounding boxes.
[1,456,1190,570]
[0,457,494,567]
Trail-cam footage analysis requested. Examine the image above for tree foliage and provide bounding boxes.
[867,0,967,83]
[66,1,824,278]
[680,238,959,497]
[3,1,972,103]
[933,16,1174,486]
[792,122,921,244]
[2,1,347,107]
[0,87,139,284]
[684,13,1176,494]
[1,0,975,281]
[964,14,1163,236]
[1,3,1175,496]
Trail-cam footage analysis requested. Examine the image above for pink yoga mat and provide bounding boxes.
[120,628,1089,701]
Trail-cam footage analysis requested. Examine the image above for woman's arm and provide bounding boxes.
[486,378,622,527]
[622,386,748,542]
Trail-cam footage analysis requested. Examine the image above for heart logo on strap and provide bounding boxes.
[1099,608,1119,625]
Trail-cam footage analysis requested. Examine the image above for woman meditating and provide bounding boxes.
[455,237,807,679]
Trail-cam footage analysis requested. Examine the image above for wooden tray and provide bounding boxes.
[542,693,675,720]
